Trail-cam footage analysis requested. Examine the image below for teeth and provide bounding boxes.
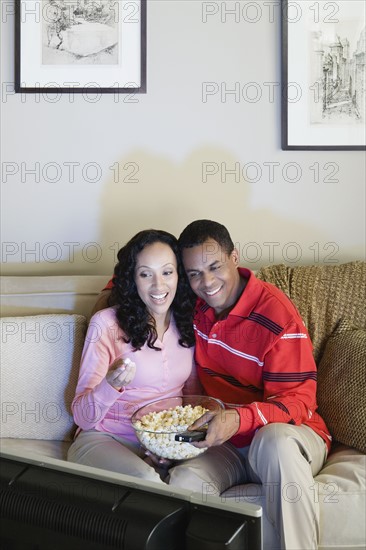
[206,286,222,296]
[151,293,168,300]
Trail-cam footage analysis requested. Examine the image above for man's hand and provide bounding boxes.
[188,409,240,448]
[106,358,136,391]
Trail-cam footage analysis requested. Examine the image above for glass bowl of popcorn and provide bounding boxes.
[131,395,224,460]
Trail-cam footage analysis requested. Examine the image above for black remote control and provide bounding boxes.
[175,430,206,443]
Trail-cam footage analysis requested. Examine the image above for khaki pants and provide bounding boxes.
[67,430,164,483]
[67,429,245,487]
[169,423,328,550]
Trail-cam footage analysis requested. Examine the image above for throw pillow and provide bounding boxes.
[0,314,87,441]
[317,319,366,453]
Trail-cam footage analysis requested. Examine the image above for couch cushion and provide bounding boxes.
[315,445,366,549]
[221,445,366,550]
[256,262,366,363]
[0,314,87,441]
[316,319,366,453]
[0,438,71,461]
[0,275,109,319]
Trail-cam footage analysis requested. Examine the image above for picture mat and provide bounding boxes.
[287,0,365,147]
[19,0,142,88]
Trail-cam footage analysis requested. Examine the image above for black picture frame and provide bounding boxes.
[281,0,365,150]
[15,0,146,94]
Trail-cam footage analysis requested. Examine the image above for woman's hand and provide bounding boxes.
[144,450,173,471]
[106,357,136,391]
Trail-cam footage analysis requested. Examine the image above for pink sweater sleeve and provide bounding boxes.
[71,312,122,430]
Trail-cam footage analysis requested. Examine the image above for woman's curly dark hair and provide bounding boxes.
[109,229,196,351]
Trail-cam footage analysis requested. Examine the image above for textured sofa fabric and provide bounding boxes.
[256,261,366,363]
[0,314,87,441]
[317,319,366,453]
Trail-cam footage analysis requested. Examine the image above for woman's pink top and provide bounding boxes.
[71,307,199,442]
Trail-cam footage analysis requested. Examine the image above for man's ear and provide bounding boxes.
[231,248,239,266]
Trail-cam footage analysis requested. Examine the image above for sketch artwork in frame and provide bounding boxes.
[282,0,366,150]
[15,0,146,94]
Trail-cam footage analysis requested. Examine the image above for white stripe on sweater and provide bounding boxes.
[281,333,307,339]
[255,402,268,425]
[194,326,264,367]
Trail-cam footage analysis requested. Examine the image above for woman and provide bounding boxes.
[67,229,199,482]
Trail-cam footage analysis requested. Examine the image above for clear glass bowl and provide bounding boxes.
[131,395,224,460]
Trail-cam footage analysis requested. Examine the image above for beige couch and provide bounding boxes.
[1,263,365,549]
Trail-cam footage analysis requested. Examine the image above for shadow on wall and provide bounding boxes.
[2,147,359,276]
[97,146,351,272]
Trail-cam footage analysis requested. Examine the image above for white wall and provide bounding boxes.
[1,1,365,277]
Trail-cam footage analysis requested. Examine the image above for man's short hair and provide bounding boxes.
[178,220,234,256]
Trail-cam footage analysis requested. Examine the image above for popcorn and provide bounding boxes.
[133,404,208,459]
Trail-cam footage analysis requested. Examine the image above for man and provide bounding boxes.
[174,219,331,550]
[95,220,331,549]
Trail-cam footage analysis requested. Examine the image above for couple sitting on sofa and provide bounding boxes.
[68,219,331,550]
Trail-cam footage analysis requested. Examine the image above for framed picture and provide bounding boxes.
[282,0,366,150]
[15,0,146,94]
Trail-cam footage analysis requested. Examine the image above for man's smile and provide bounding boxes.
[205,285,223,297]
